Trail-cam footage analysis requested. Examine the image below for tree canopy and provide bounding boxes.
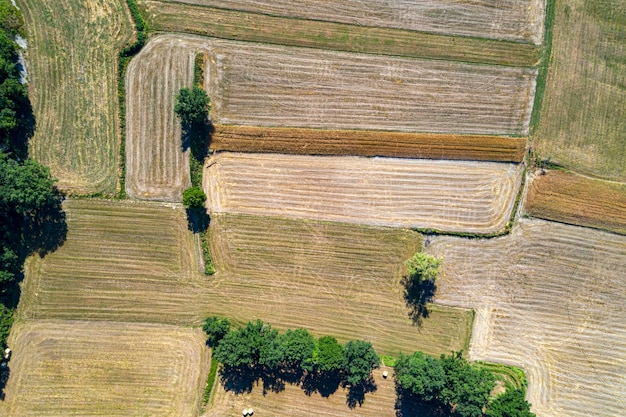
[395,351,446,401]
[402,252,442,324]
[279,328,315,370]
[213,320,281,370]
[342,340,379,385]
[486,386,536,417]
[174,86,210,126]
[182,186,206,209]
[202,316,231,347]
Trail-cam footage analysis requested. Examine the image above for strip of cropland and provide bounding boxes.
[0,320,209,417]
[211,125,527,163]
[532,0,626,181]
[525,170,626,234]
[162,0,545,45]
[20,200,472,357]
[427,219,626,417]
[138,0,540,67]
[204,152,523,234]
[18,0,132,194]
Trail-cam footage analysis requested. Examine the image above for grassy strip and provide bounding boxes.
[529,0,556,133]
[138,0,540,67]
[202,354,219,408]
[476,361,528,391]
[200,230,215,275]
[117,0,148,198]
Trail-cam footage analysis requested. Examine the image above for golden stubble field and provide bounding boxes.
[0,320,209,417]
[204,152,523,234]
[18,0,132,193]
[427,219,626,417]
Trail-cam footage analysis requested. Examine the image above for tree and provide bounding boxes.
[341,340,379,385]
[395,351,446,402]
[486,386,536,417]
[202,316,231,347]
[278,328,315,371]
[402,252,442,324]
[213,320,281,370]
[174,86,210,126]
[182,186,206,209]
[440,352,495,417]
[304,336,344,374]
[0,156,58,216]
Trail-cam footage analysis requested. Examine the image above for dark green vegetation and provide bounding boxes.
[402,252,442,325]
[395,351,535,417]
[182,186,207,209]
[202,354,219,408]
[175,86,210,127]
[202,316,231,347]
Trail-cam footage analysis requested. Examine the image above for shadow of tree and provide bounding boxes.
[220,366,258,395]
[0,364,9,401]
[301,371,342,398]
[401,273,437,326]
[186,207,210,234]
[395,384,449,417]
[345,375,377,409]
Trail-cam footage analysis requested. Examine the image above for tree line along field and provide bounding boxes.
[138,0,541,67]
[526,170,626,235]
[17,0,133,194]
[427,219,626,417]
[153,0,546,45]
[0,320,209,417]
[532,0,626,181]
[204,152,523,234]
[19,199,473,359]
[211,124,528,163]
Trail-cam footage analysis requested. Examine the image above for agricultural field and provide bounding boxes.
[526,170,626,234]
[138,0,541,67]
[157,0,545,45]
[532,0,626,181]
[427,219,626,417]
[0,320,209,416]
[211,125,527,163]
[204,152,523,234]
[18,0,133,194]
[130,35,537,136]
[125,34,193,201]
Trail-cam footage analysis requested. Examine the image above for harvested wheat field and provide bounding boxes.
[208,213,473,357]
[125,35,194,201]
[533,0,626,181]
[204,152,523,234]
[131,35,538,136]
[19,198,203,324]
[427,219,626,417]
[19,0,132,193]
[0,320,209,416]
[526,170,626,234]
[207,366,397,417]
[139,0,541,67]
[211,125,527,163]
[159,0,545,45]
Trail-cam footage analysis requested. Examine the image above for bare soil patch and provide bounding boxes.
[156,0,545,45]
[427,219,626,417]
[526,170,626,234]
[204,152,523,234]
[0,320,209,416]
[211,124,527,163]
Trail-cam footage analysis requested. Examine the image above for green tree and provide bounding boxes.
[395,351,446,401]
[182,186,206,209]
[402,252,442,324]
[213,320,281,369]
[304,335,344,374]
[0,156,58,216]
[174,86,210,126]
[0,0,25,37]
[440,352,495,417]
[342,340,379,385]
[202,316,231,348]
[486,386,535,417]
[278,328,315,370]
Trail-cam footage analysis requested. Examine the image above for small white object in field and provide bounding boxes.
[248,409,254,415]
[242,409,248,416]
[382,371,389,378]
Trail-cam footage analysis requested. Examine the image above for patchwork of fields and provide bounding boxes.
[427,219,626,417]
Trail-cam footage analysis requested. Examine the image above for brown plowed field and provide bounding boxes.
[211,125,527,162]
[19,199,472,357]
[139,0,541,67]
[130,35,537,136]
[526,170,626,234]
[204,152,523,234]
[0,320,209,416]
[125,35,193,201]
[158,0,545,45]
[427,219,626,417]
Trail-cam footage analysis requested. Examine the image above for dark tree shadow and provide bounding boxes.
[0,364,9,400]
[22,190,67,257]
[401,273,437,326]
[345,375,377,409]
[186,207,210,234]
[181,120,213,158]
[260,368,285,395]
[219,365,258,395]
[395,384,449,417]
[301,371,341,398]
[10,96,36,161]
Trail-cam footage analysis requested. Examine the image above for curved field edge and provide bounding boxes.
[138,0,541,67]
[0,320,210,417]
[525,170,626,235]
[18,0,133,194]
[204,152,524,234]
[427,219,626,417]
[211,125,527,163]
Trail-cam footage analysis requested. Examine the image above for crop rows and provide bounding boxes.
[0,320,209,416]
[204,152,523,234]
[427,219,626,417]
[157,0,545,44]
